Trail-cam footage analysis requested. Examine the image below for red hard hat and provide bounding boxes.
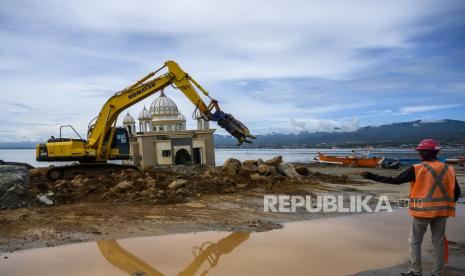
[416,139,440,151]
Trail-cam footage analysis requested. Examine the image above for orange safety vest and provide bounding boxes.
[409,161,456,218]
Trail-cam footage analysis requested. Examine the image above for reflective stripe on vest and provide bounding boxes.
[409,162,455,217]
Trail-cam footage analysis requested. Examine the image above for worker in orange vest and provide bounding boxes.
[361,139,461,276]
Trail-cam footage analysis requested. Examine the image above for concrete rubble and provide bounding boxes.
[1,156,358,209]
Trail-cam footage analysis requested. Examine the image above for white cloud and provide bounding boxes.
[0,0,464,141]
[399,104,462,115]
[289,118,360,133]
[2,0,459,80]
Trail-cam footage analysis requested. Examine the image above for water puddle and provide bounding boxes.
[2,207,464,276]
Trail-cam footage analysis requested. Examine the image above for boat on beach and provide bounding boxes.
[317,152,383,168]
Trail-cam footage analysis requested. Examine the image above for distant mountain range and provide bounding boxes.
[1,119,465,149]
[215,119,465,148]
[0,142,37,149]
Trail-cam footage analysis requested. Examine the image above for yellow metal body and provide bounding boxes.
[97,232,249,276]
[36,60,254,163]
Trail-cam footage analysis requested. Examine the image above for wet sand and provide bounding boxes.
[1,165,464,254]
[1,164,464,276]
[1,206,464,276]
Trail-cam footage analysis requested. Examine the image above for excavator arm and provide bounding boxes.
[88,60,255,161]
[97,232,250,276]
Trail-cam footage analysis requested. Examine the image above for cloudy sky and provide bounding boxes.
[1,0,464,142]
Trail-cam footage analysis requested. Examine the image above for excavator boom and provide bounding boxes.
[87,60,255,161]
[36,61,256,168]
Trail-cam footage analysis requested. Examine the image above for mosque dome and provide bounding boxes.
[152,114,180,122]
[138,106,151,120]
[150,90,179,116]
[177,114,186,121]
[136,91,187,133]
[122,112,135,124]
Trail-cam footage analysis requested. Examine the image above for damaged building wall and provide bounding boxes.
[126,129,215,169]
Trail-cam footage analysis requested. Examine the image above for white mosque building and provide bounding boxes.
[121,91,215,168]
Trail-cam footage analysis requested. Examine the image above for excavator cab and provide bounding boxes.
[108,127,130,160]
[36,126,130,163]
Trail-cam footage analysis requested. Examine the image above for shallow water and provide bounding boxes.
[2,207,464,276]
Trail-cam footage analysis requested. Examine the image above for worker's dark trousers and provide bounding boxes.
[409,216,447,276]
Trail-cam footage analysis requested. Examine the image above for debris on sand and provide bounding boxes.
[0,156,359,209]
[110,180,133,193]
[278,163,301,179]
[168,179,187,190]
[36,193,54,206]
[264,156,283,167]
[250,173,267,181]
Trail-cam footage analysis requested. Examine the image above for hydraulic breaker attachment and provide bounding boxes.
[212,111,256,146]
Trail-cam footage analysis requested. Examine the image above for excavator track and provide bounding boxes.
[46,163,139,180]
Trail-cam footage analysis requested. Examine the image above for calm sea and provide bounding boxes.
[0,148,464,167]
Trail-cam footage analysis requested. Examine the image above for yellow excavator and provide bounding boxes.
[97,232,250,276]
[36,61,255,179]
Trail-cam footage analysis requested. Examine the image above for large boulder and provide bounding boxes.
[0,164,30,209]
[168,179,187,190]
[110,180,133,193]
[71,174,86,187]
[241,165,259,174]
[221,158,242,176]
[250,173,266,181]
[278,163,301,178]
[258,164,277,176]
[243,160,258,167]
[242,160,259,174]
[264,156,283,168]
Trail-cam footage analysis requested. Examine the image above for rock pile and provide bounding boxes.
[26,156,309,206]
[2,155,354,209]
[223,155,305,180]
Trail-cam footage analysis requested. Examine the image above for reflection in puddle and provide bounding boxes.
[97,232,250,276]
[1,207,464,276]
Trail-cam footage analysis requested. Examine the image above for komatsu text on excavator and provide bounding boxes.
[36,61,255,179]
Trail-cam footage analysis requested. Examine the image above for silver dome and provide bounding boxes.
[177,113,186,121]
[153,115,180,122]
[122,112,135,124]
[150,90,179,116]
[138,106,151,120]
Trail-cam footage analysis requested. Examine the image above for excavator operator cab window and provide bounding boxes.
[111,128,130,155]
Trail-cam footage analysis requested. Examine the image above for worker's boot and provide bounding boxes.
[400,271,422,276]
